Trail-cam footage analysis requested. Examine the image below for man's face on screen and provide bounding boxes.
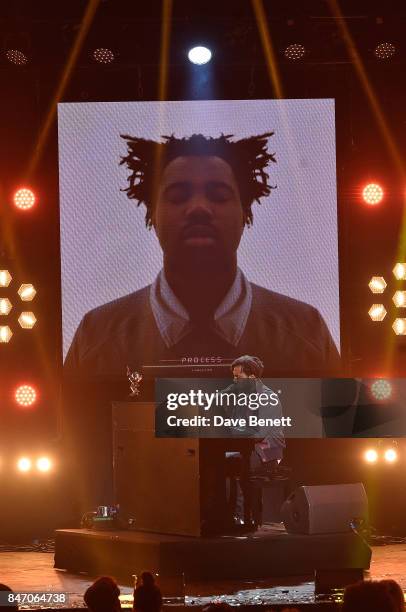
[153,155,244,263]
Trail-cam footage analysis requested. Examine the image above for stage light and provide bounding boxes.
[368,276,387,294]
[362,183,383,205]
[18,284,36,301]
[92,48,115,64]
[0,326,12,343]
[0,298,12,315]
[374,42,396,60]
[368,304,387,321]
[17,457,32,472]
[393,318,406,335]
[6,49,29,65]
[18,312,36,329]
[384,448,398,463]
[13,188,35,210]
[364,449,378,463]
[284,44,306,60]
[393,291,406,308]
[188,46,212,65]
[0,270,12,287]
[36,457,52,472]
[15,384,37,407]
[393,263,406,281]
[370,379,392,401]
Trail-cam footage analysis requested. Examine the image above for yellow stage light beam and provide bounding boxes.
[328,1,406,371]
[151,0,173,209]
[251,0,283,99]
[2,0,102,315]
[158,0,173,102]
[26,0,101,179]
[328,0,404,178]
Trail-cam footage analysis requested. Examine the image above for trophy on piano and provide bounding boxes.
[126,366,143,397]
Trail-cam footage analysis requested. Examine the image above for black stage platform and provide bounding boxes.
[54,525,371,585]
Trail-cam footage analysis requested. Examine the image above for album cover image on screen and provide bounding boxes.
[58,99,339,377]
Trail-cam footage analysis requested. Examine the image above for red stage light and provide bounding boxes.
[13,188,36,210]
[362,183,384,205]
[15,384,37,407]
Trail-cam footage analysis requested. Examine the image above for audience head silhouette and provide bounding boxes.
[84,576,121,612]
[343,579,404,612]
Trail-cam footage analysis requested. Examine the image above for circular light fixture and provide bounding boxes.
[384,448,397,463]
[284,43,306,60]
[374,42,396,60]
[13,188,36,210]
[6,49,29,65]
[188,46,212,65]
[17,457,32,472]
[393,263,406,281]
[15,384,37,407]
[393,318,406,335]
[368,276,387,294]
[0,326,12,343]
[370,379,392,401]
[0,270,12,287]
[92,48,115,64]
[364,449,378,463]
[368,304,387,321]
[36,457,52,472]
[362,183,384,205]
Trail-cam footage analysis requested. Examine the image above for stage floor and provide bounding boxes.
[0,543,405,607]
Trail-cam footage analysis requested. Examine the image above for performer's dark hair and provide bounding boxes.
[231,355,264,377]
[120,133,276,228]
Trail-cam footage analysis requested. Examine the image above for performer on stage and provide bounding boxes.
[224,354,285,530]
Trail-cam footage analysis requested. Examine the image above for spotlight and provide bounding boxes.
[18,312,36,329]
[393,263,406,281]
[374,42,396,60]
[92,48,115,64]
[368,304,387,321]
[0,326,12,343]
[284,44,306,60]
[6,49,29,65]
[0,270,12,287]
[364,449,378,463]
[36,457,52,472]
[384,448,398,463]
[393,291,406,308]
[18,284,36,301]
[0,298,12,315]
[13,188,35,210]
[393,318,406,335]
[368,276,387,294]
[370,379,392,401]
[15,384,37,407]
[363,183,383,205]
[188,46,212,65]
[17,457,32,472]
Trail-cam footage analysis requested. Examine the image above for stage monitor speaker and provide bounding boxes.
[281,483,368,535]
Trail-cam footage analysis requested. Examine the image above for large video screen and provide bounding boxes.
[58,99,339,378]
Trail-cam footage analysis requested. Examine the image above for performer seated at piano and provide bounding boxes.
[223,354,285,530]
